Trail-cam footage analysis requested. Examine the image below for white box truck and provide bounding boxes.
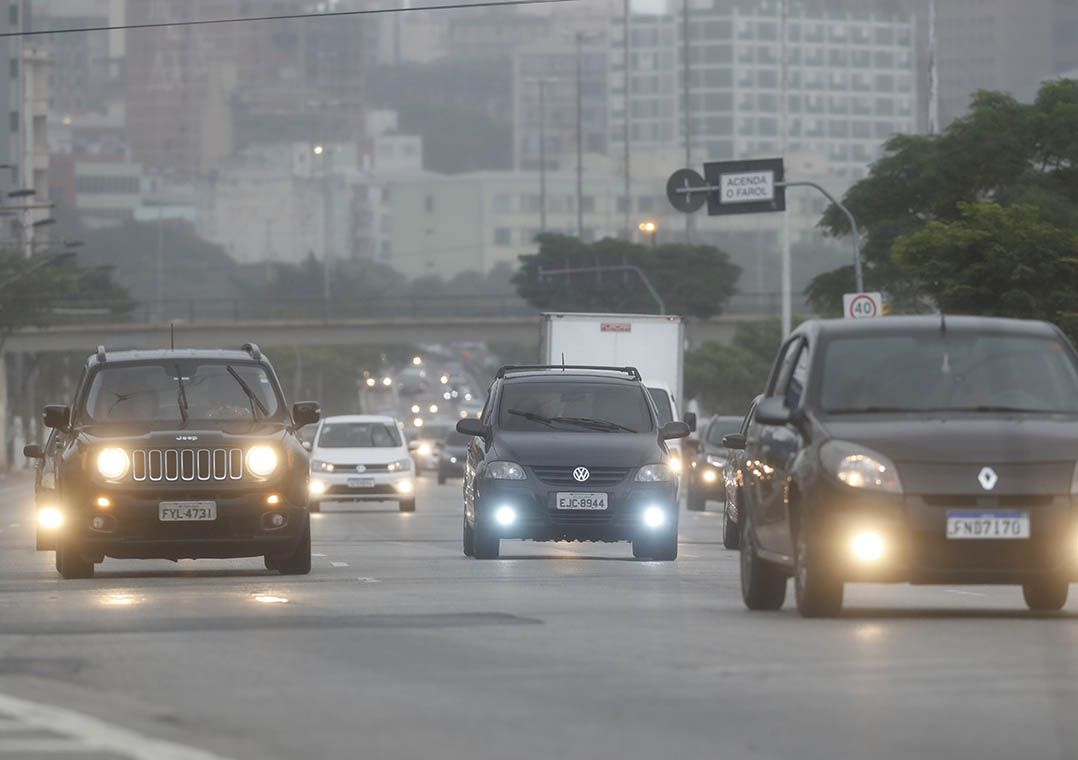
[538,313,695,458]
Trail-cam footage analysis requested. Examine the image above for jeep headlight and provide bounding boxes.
[97,448,130,480]
[483,461,526,480]
[387,458,412,472]
[246,445,278,478]
[820,440,902,494]
[636,463,675,482]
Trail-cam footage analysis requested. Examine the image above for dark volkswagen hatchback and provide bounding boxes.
[735,316,1078,617]
[28,345,320,579]
[456,366,690,560]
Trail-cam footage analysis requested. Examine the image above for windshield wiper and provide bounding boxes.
[933,405,1065,414]
[174,363,189,426]
[826,406,916,414]
[507,409,557,428]
[227,365,269,420]
[549,416,638,433]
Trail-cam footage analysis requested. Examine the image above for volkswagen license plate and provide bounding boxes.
[946,510,1029,539]
[348,477,375,488]
[159,501,217,522]
[556,492,608,510]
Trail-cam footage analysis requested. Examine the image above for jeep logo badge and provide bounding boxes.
[175,435,198,442]
[573,466,590,482]
[978,466,998,491]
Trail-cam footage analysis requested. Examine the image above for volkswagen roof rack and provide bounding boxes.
[496,365,641,380]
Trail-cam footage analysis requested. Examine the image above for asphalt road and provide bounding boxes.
[1,473,1077,760]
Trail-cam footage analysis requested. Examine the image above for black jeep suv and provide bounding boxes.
[456,365,690,560]
[27,344,320,579]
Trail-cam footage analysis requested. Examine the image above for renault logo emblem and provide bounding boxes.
[355,465,367,473]
[978,466,998,491]
[573,466,590,482]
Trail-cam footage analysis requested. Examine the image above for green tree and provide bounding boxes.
[513,234,741,319]
[893,202,1078,334]
[685,320,783,414]
[810,79,1078,314]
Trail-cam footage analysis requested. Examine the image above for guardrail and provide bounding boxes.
[15,291,804,325]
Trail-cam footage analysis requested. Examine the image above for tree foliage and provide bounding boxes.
[685,320,783,415]
[513,234,741,319]
[810,79,1078,314]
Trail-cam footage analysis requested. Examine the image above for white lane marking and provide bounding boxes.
[0,691,236,759]
[946,589,986,597]
[0,738,92,753]
[356,577,381,583]
[312,553,327,557]
[330,561,349,568]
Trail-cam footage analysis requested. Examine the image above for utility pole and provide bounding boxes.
[539,78,549,233]
[682,0,692,243]
[928,0,939,134]
[780,0,791,338]
[575,31,585,240]
[622,0,631,239]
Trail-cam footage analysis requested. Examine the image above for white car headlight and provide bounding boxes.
[484,461,526,480]
[820,440,902,494]
[636,463,675,482]
[246,445,278,478]
[387,458,413,472]
[706,454,728,468]
[97,448,129,480]
[311,460,335,472]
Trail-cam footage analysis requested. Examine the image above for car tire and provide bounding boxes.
[438,471,447,485]
[794,523,843,618]
[399,497,416,513]
[264,554,278,571]
[473,524,499,559]
[722,499,740,550]
[276,518,312,575]
[740,514,786,610]
[686,484,706,512]
[56,540,94,580]
[308,501,321,513]
[462,515,475,557]
[1022,578,1069,612]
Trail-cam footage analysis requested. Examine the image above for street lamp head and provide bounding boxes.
[312,145,324,156]
[638,220,657,234]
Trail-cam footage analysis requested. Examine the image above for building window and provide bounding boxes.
[581,196,595,214]
[494,228,512,246]
[492,193,512,213]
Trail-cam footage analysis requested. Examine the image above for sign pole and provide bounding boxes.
[779,0,791,338]
[777,180,863,292]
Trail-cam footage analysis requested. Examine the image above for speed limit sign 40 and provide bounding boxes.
[843,292,883,319]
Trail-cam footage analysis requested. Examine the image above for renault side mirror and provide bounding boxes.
[660,421,691,440]
[23,444,44,459]
[722,433,746,450]
[755,397,792,426]
[43,405,70,431]
[456,418,487,438]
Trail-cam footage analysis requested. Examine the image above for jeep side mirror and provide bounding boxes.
[755,396,792,426]
[456,418,487,438]
[23,444,44,459]
[722,433,746,450]
[292,401,321,428]
[43,405,70,430]
[683,412,697,433]
[660,421,691,440]
[302,441,313,451]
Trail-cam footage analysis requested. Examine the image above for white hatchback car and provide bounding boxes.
[307,415,416,513]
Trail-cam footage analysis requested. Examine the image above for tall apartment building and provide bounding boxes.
[609,0,917,182]
[33,0,125,116]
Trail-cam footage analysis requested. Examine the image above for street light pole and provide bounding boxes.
[622,0,632,239]
[575,31,585,240]
[780,0,791,338]
[682,0,692,243]
[539,78,548,234]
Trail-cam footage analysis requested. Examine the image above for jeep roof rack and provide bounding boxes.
[96,345,107,363]
[495,364,641,381]
[242,343,262,361]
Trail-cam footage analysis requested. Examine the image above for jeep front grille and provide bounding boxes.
[132,448,244,482]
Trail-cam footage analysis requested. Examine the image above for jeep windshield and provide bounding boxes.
[81,361,284,426]
[500,381,654,433]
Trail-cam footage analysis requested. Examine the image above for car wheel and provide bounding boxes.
[438,470,447,485]
[264,554,278,571]
[722,498,740,550]
[276,518,312,575]
[462,514,475,557]
[399,497,416,513]
[56,540,95,580]
[794,523,843,618]
[1022,578,1069,612]
[472,524,499,560]
[739,514,785,610]
[308,501,321,513]
[686,483,706,511]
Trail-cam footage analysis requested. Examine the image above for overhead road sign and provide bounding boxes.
[665,169,707,213]
[704,158,785,215]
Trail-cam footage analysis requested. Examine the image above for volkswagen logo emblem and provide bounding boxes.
[355,465,367,473]
[977,466,998,491]
[573,466,590,482]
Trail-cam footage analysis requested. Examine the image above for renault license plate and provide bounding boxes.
[348,477,375,488]
[946,510,1029,539]
[159,501,217,522]
[556,492,608,510]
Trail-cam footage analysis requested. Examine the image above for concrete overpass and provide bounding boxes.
[4,315,752,354]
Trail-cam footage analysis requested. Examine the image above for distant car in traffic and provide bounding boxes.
[407,421,451,471]
[735,316,1078,617]
[686,415,742,511]
[438,430,470,484]
[719,396,761,549]
[457,365,690,560]
[26,344,320,579]
[309,415,416,512]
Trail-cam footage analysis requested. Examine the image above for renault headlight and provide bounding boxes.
[387,458,412,472]
[636,463,675,482]
[484,461,526,480]
[246,445,279,478]
[820,440,902,494]
[97,448,130,480]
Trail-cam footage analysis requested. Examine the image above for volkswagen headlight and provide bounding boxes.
[636,463,675,482]
[387,458,413,472]
[484,461,526,480]
[706,454,728,468]
[246,445,279,478]
[820,440,902,494]
[97,448,130,480]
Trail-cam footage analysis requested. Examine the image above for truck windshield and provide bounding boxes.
[82,362,282,425]
[820,333,1078,414]
[647,387,674,424]
[501,381,654,433]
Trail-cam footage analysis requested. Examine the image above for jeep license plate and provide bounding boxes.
[159,501,217,522]
[556,492,608,510]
